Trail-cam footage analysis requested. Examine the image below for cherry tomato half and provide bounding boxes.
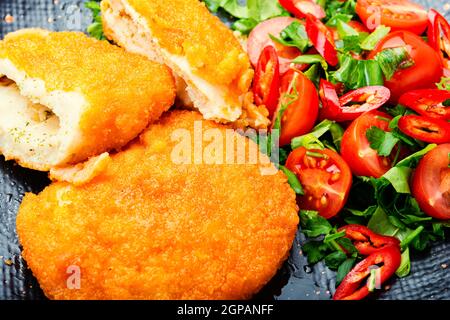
[286,147,352,219]
[412,143,450,220]
[279,0,325,20]
[399,89,450,121]
[398,115,450,144]
[368,31,443,102]
[276,70,319,146]
[253,46,281,118]
[341,110,393,178]
[356,0,428,35]
[248,17,302,74]
[428,9,450,72]
[326,86,391,122]
[305,14,339,66]
[333,246,402,300]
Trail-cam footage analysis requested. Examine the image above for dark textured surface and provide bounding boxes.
[0,0,449,300]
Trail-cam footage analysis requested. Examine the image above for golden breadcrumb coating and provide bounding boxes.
[0,29,176,170]
[125,0,252,92]
[17,110,299,300]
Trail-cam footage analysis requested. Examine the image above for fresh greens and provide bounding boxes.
[280,166,304,195]
[332,54,384,89]
[374,47,415,80]
[204,0,288,34]
[324,0,356,26]
[366,126,400,157]
[271,21,311,52]
[360,26,391,51]
[436,77,450,90]
[291,119,342,151]
[86,1,105,40]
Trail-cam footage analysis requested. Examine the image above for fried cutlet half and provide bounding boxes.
[100,0,270,128]
[17,110,299,300]
[0,29,175,171]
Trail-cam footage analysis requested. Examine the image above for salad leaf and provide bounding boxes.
[360,25,391,51]
[325,0,356,26]
[292,54,329,72]
[382,167,412,194]
[374,47,415,80]
[205,0,288,33]
[303,64,321,86]
[336,258,356,285]
[324,251,347,270]
[436,77,450,90]
[291,119,335,150]
[280,166,304,195]
[271,21,310,52]
[331,54,384,89]
[302,241,330,264]
[395,144,436,168]
[396,247,411,278]
[300,210,333,237]
[366,126,400,157]
[85,1,105,40]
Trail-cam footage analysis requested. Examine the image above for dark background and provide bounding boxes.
[0,0,449,300]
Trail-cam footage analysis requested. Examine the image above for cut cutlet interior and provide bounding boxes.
[0,62,84,170]
[101,0,243,122]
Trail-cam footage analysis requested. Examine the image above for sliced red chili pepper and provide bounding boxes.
[399,89,450,121]
[279,0,326,20]
[333,246,401,300]
[319,79,341,120]
[320,85,390,122]
[339,224,400,255]
[398,115,450,144]
[253,46,281,119]
[305,14,338,66]
[428,9,450,69]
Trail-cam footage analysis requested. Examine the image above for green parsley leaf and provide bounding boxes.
[302,241,331,264]
[300,210,333,237]
[325,0,356,26]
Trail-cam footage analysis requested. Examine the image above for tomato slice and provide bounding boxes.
[428,9,450,71]
[285,147,352,219]
[305,14,338,66]
[368,31,443,102]
[279,0,325,19]
[341,110,393,178]
[412,143,450,220]
[399,89,450,121]
[356,0,428,35]
[253,46,281,118]
[248,17,303,74]
[398,115,450,144]
[333,246,401,300]
[321,86,391,122]
[276,70,319,146]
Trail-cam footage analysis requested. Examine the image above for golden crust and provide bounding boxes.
[123,0,253,96]
[0,29,176,166]
[17,110,299,300]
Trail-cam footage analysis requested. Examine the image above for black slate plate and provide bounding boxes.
[0,0,449,300]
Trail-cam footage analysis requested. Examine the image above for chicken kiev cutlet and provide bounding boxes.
[0,29,175,171]
[101,0,270,128]
[17,110,299,300]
